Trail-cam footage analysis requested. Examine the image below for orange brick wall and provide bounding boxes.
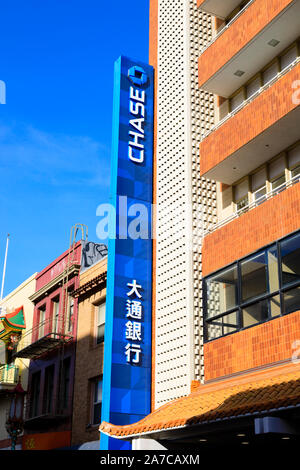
[204,310,300,381]
[203,182,300,277]
[198,0,294,88]
[200,62,300,177]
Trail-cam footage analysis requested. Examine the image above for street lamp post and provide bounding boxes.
[6,380,26,450]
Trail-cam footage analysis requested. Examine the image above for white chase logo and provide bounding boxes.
[128,86,145,164]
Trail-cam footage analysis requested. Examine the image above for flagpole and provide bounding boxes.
[0,234,10,301]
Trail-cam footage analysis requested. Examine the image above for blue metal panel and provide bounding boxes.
[100,56,154,450]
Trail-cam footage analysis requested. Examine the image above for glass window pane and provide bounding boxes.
[283,287,300,315]
[288,144,300,168]
[205,266,238,318]
[206,311,239,340]
[93,403,102,425]
[97,324,105,344]
[230,91,244,112]
[291,165,300,180]
[242,299,269,327]
[269,295,281,318]
[267,245,279,293]
[241,252,268,302]
[222,311,239,335]
[281,45,297,70]
[246,76,261,99]
[269,156,285,180]
[262,62,278,85]
[252,168,266,191]
[281,233,300,287]
[271,175,285,192]
[236,196,248,212]
[235,180,248,201]
[97,303,106,325]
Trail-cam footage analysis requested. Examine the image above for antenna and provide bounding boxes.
[0,234,10,301]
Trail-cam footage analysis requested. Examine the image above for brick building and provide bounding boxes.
[100,0,300,449]
[71,256,107,449]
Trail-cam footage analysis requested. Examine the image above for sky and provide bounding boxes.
[0,0,150,296]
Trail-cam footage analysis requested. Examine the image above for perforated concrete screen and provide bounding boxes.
[154,0,217,408]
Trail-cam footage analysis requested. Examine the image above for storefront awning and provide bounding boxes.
[100,363,300,440]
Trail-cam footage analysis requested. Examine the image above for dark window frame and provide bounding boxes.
[204,230,300,342]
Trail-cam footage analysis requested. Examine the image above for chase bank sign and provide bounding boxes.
[100,57,154,451]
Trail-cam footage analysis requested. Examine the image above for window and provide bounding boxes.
[280,232,300,287]
[58,357,71,411]
[230,90,244,112]
[43,365,54,414]
[204,230,300,341]
[96,302,106,344]
[288,144,300,181]
[281,45,298,70]
[241,251,268,302]
[52,298,60,334]
[252,168,266,204]
[38,306,46,339]
[234,179,248,212]
[67,294,74,332]
[29,371,41,418]
[91,377,102,425]
[205,265,238,319]
[262,62,278,86]
[246,75,261,99]
[269,156,286,193]
[283,287,300,315]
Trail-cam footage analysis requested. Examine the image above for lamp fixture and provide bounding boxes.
[234,70,245,77]
[268,39,280,47]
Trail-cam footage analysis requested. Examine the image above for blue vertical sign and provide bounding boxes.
[100,56,154,450]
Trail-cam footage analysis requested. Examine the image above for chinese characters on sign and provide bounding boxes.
[125,280,143,365]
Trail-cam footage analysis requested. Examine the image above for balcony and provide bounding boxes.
[198,0,300,96]
[204,172,300,237]
[200,60,300,184]
[13,318,72,360]
[197,0,246,19]
[24,394,72,430]
[0,364,19,391]
[202,180,300,277]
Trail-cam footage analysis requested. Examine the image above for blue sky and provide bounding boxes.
[0,0,150,296]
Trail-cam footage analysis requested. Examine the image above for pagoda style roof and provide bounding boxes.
[0,306,26,343]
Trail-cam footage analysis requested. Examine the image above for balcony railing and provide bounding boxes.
[199,0,255,56]
[0,364,19,386]
[13,318,73,360]
[201,56,300,141]
[203,172,300,237]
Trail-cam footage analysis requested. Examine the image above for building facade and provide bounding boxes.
[71,256,107,449]
[0,274,36,450]
[12,239,107,450]
[100,0,300,449]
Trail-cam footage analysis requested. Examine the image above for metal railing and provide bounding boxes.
[201,57,300,141]
[0,364,19,385]
[203,172,300,237]
[14,317,72,357]
[199,0,255,56]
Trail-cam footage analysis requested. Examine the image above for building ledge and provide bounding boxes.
[100,363,300,440]
[13,332,72,360]
[29,264,80,303]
